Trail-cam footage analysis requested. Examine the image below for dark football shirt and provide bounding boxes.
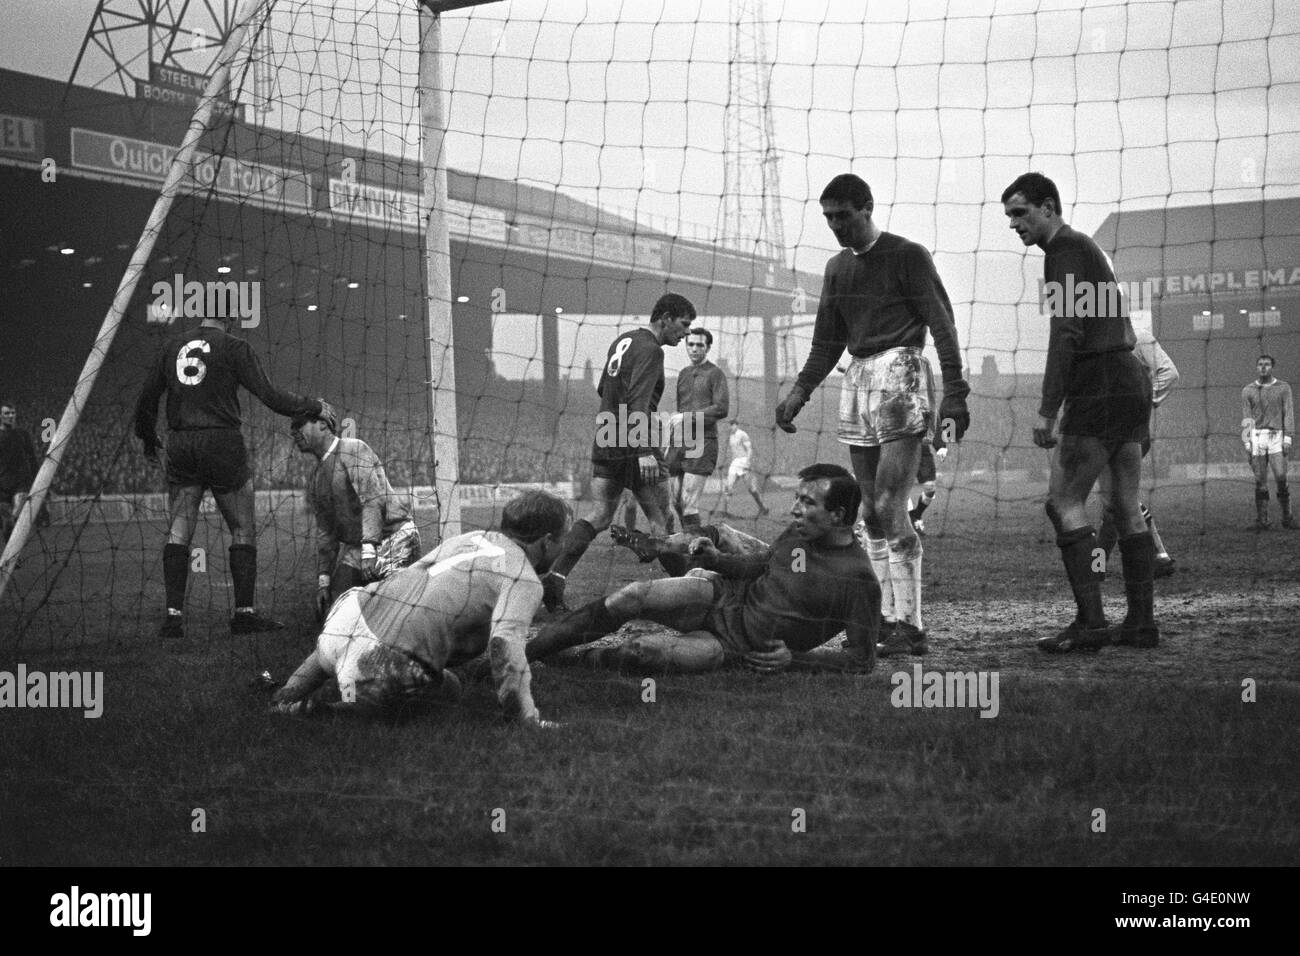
[591,327,665,462]
[675,360,729,439]
[134,325,319,439]
[797,232,964,393]
[1039,224,1137,420]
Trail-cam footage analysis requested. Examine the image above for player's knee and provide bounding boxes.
[622,635,668,673]
[607,580,650,617]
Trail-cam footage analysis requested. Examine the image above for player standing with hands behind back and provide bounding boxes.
[774,173,970,658]
[1003,172,1158,651]
[135,302,335,639]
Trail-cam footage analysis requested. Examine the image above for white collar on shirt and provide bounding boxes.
[321,436,341,460]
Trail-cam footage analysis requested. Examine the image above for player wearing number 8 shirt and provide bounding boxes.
[541,293,697,611]
[134,309,334,639]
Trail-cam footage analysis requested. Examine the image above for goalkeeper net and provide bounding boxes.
[1,0,1297,647]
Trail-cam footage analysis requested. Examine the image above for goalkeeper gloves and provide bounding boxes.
[937,379,971,444]
[775,385,809,434]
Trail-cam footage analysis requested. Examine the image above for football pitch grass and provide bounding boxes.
[1,476,1298,865]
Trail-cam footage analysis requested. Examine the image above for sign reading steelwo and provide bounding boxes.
[70,128,311,210]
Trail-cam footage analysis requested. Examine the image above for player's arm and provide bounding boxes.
[488,571,548,726]
[779,266,844,432]
[338,439,388,575]
[1284,384,1295,452]
[1241,386,1256,446]
[231,339,324,420]
[702,368,730,428]
[272,649,331,706]
[689,536,771,580]
[621,342,667,480]
[309,485,340,617]
[904,243,971,440]
[133,351,168,458]
[1136,332,1179,407]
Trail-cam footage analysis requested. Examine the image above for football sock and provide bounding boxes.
[913,490,934,518]
[548,519,597,581]
[1097,511,1119,564]
[888,536,923,631]
[1118,531,1156,627]
[1143,508,1171,558]
[865,536,895,621]
[1056,525,1106,629]
[526,597,619,661]
[162,542,189,612]
[229,544,258,609]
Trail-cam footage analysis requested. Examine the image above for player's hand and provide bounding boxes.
[687,536,719,568]
[360,543,378,579]
[744,642,792,675]
[1033,415,1057,449]
[315,586,332,623]
[935,445,949,463]
[938,380,971,443]
[774,386,808,434]
[637,454,658,485]
[316,399,338,432]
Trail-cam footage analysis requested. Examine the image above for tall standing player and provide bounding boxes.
[1242,355,1296,529]
[135,308,334,639]
[542,293,697,611]
[1002,172,1158,651]
[664,327,729,530]
[774,173,970,658]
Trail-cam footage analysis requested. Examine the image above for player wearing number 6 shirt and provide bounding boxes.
[271,491,571,726]
[541,293,697,612]
[134,309,334,640]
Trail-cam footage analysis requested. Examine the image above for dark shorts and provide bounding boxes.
[666,437,719,477]
[1060,351,1152,445]
[592,455,667,491]
[699,572,758,655]
[916,444,936,484]
[166,429,250,494]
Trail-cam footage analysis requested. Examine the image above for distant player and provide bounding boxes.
[291,408,421,621]
[1097,326,1180,576]
[720,421,768,517]
[1003,172,1157,651]
[775,173,970,659]
[1242,355,1296,530]
[527,464,878,675]
[906,439,947,535]
[134,308,334,639]
[270,491,570,726]
[542,293,697,611]
[664,327,729,530]
[0,401,38,545]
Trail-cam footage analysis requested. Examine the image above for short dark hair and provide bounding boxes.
[1001,172,1062,216]
[290,407,337,434]
[820,173,873,211]
[501,491,571,544]
[1259,354,1275,365]
[686,327,713,347]
[650,293,696,325]
[0,400,15,412]
[797,462,861,526]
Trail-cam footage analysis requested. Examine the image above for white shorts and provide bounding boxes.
[727,457,751,482]
[838,347,935,447]
[318,589,440,709]
[1249,428,1286,456]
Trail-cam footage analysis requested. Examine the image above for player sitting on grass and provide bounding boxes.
[270,491,570,727]
[524,463,879,675]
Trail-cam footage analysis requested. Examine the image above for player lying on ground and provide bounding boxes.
[1097,326,1180,577]
[1003,171,1159,652]
[291,408,422,619]
[1242,354,1296,530]
[134,306,334,639]
[524,464,879,675]
[543,293,696,611]
[270,491,570,726]
[774,173,971,659]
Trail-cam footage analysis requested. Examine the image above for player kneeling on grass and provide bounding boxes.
[270,491,571,727]
[525,464,879,675]
[291,408,421,619]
